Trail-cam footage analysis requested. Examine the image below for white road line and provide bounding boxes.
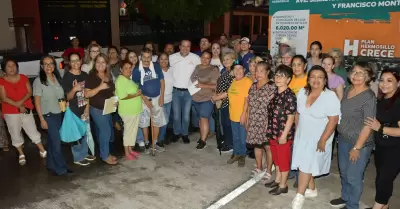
[206,171,266,209]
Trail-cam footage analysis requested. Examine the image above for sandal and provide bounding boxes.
[262,171,272,181]
[103,156,118,165]
[19,155,26,165]
[251,168,262,177]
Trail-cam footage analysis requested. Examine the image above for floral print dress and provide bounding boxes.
[246,81,276,147]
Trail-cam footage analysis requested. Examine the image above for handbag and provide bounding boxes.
[60,107,87,143]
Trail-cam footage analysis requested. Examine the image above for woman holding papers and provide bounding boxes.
[116,60,143,160]
[190,51,220,150]
[85,53,117,165]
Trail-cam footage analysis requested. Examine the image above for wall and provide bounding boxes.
[0,0,16,51]
[11,0,42,53]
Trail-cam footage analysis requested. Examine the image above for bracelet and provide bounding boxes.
[378,125,384,134]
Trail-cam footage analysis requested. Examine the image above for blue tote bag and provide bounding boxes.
[60,107,87,143]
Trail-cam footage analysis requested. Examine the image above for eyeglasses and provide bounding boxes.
[350,70,366,77]
[274,74,287,79]
[43,63,54,67]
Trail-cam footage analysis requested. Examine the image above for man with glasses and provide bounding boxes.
[238,37,254,74]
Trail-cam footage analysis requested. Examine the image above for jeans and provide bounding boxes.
[136,128,144,145]
[191,104,215,133]
[159,102,172,142]
[231,121,247,156]
[90,107,113,161]
[172,89,192,136]
[338,139,372,209]
[71,135,89,162]
[44,113,67,175]
[220,106,232,148]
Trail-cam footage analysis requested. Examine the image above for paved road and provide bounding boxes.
[0,132,399,209]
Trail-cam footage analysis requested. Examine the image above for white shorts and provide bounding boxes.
[139,95,167,128]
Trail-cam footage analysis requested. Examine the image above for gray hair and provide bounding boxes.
[329,48,345,68]
[281,47,296,57]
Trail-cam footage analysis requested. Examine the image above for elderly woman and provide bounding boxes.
[246,62,276,179]
[246,56,263,82]
[291,66,340,209]
[190,51,220,150]
[281,47,296,67]
[265,65,297,195]
[307,41,323,72]
[225,61,253,166]
[33,55,69,175]
[212,52,236,152]
[329,48,349,86]
[85,53,117,165]
[330,62,376,209]
[364,68,400,209]
[289,55,308,95]
[0,59,47,165]
[115,60,142,160]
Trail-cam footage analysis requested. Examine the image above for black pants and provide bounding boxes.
[374,145,400,204]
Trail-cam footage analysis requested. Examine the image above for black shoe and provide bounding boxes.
[137,146,146,153]
[164,137,171,145]
[269,186,288,195]
[145,143,150,150]
[196,140,206,150]
[221,145,233,153]
[197,139,201,144]
[182,135,190,144]
[66,169,74,174]
[329,197,346,207]
[156,141,164,147]
[264,181,279,188]
[171,135,181,143]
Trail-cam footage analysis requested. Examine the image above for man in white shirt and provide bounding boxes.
[169,40,201,143]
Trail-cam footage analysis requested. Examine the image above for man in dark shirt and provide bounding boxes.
[238,37,255,74]
[132,48,166,153]
[194,37,211,56]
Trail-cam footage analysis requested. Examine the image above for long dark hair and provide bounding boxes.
[310,41,323,58]
[39,55,62,86]
[378,67,400,110]
[304,65,330,95]
[89,53,112,79]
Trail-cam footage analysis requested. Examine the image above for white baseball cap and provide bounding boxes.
[240,37,250,44]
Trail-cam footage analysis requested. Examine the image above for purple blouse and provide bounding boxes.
[328,73,345,89]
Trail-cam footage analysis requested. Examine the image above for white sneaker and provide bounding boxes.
[304,188,318,198]
[292,193,305,209]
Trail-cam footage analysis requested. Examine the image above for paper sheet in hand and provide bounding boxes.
[102,96,118,115]
[188,80,201,96]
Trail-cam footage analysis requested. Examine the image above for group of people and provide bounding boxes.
[0,35,398,209]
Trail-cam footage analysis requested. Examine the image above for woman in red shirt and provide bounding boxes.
[0,59,47,165]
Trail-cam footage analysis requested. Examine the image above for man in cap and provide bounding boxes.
[237,37,254,74]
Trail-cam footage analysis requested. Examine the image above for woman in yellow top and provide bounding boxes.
[115,60,143,160]
[289,55,308,95]
[227,61,253,167]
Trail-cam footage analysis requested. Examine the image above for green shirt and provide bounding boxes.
[33,77,64,114]
[115,75,142,116]
[335,67,350,87]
